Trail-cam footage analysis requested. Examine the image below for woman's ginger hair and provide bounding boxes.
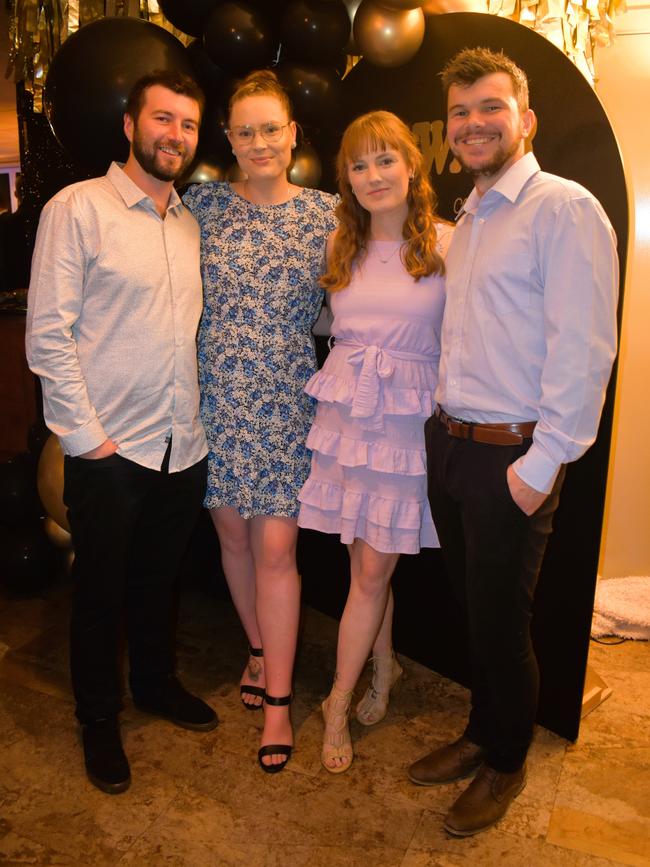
[228,69,292,122]
[322,110,445,292]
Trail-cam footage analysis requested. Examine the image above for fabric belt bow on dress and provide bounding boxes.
[336,340,435,433]
[346,344,395,432]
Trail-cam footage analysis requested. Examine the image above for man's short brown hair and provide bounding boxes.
[126,69,205,123]
[441,47,529,112]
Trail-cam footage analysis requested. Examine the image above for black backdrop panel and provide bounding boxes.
[300,13,628,742]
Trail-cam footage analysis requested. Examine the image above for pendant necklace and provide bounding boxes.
[373,240,402,265]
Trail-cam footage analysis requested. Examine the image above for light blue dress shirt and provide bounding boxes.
[436,152,619,494]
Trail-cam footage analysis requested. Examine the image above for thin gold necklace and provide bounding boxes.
[372,239,402,264]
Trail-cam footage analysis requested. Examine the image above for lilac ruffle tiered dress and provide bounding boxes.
[297,236,448,554]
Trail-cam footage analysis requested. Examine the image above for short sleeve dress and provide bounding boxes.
[297,231,450,554]
[183,182,338,518]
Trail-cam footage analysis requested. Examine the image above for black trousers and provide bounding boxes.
[63,449,207,724]
[425,414,565,772]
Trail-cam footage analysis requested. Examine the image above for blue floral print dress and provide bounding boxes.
[183,183,337,518]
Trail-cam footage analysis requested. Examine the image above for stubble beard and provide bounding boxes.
[132,129,193,183]
[453,136,520,183]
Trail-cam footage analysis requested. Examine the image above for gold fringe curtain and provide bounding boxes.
[490,0,628,81]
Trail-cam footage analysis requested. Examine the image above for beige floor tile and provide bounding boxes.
[0,652,71,704]
[1,743,183,863]
[588,639,649,676]
[118,783,408,867]
[0,588,69,653]
[0,830,84,865]
[547,745,650,866]
[402,811,631,866]
[0,586,647,866]
[575,667,650,751]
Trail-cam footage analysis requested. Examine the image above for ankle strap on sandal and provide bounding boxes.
[248,646,263,658]
[264,694,291,706]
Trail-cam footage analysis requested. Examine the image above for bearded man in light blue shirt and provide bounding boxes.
[408,47,618,836]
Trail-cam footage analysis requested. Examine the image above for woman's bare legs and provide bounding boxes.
[322,540,400,771]
[371,585,395,657]
[210,506,264,707]
[250,515,300,767]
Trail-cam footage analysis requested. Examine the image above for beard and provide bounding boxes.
[452,134,520,181]
[132,129,194,182]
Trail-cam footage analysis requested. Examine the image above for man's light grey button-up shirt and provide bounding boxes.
[26,162,208,473]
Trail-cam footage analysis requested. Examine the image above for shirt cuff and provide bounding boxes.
[58,418,108,457]
[512,445,561,495]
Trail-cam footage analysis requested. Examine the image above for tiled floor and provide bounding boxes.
[0,577,648,866]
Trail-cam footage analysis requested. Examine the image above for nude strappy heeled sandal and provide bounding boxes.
[355,653,403,726]
[321,687,354,774]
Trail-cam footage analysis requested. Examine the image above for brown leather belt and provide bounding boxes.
[435,407,536,446]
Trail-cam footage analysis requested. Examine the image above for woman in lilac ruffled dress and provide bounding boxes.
[297,111,452,773]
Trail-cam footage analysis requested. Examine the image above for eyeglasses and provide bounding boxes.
[226,123,290,145]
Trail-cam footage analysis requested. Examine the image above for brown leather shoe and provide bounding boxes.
[408,736,486,786]
[444,764,527,836]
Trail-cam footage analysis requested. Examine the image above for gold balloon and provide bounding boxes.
[289,144,323,188]
[226,162,247,182]
[354,1,425,68]
[343,0,364,53]
[377,1,424,8]
[422,0,486,12]
[184,159,226,185]
[37,434,70,532]
[43,516,72,549]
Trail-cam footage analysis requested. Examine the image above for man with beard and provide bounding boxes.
[26,70,216,795]
[408,48,618,835]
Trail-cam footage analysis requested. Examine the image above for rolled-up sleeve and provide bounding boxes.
[26,198,107,455]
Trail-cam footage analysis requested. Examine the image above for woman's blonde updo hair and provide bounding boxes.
[228,69,293,122]
[321,110,445,293]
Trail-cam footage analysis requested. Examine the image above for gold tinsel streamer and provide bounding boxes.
[491,0,628,82]
[7,0,628,109]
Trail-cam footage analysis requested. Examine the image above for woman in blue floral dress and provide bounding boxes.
[184,71,336,773]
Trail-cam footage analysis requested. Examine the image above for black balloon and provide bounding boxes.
[281,0,351,66]
[0,521,57,593]
[197,97,231,162]
[186,38,227,100]
[204,2,277,74]
[44,18,195,172]
[159,0,220,37]
[185,41,232,161]
[277,63,342,128]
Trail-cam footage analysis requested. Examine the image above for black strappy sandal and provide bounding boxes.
[240,646,265,710]
[257,694,293,774]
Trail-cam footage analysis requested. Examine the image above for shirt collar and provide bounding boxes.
[458,151,541,219]
[106,162,183,213]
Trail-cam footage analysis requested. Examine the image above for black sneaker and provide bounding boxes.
[133,675,218,732]
[81,718,131,795]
